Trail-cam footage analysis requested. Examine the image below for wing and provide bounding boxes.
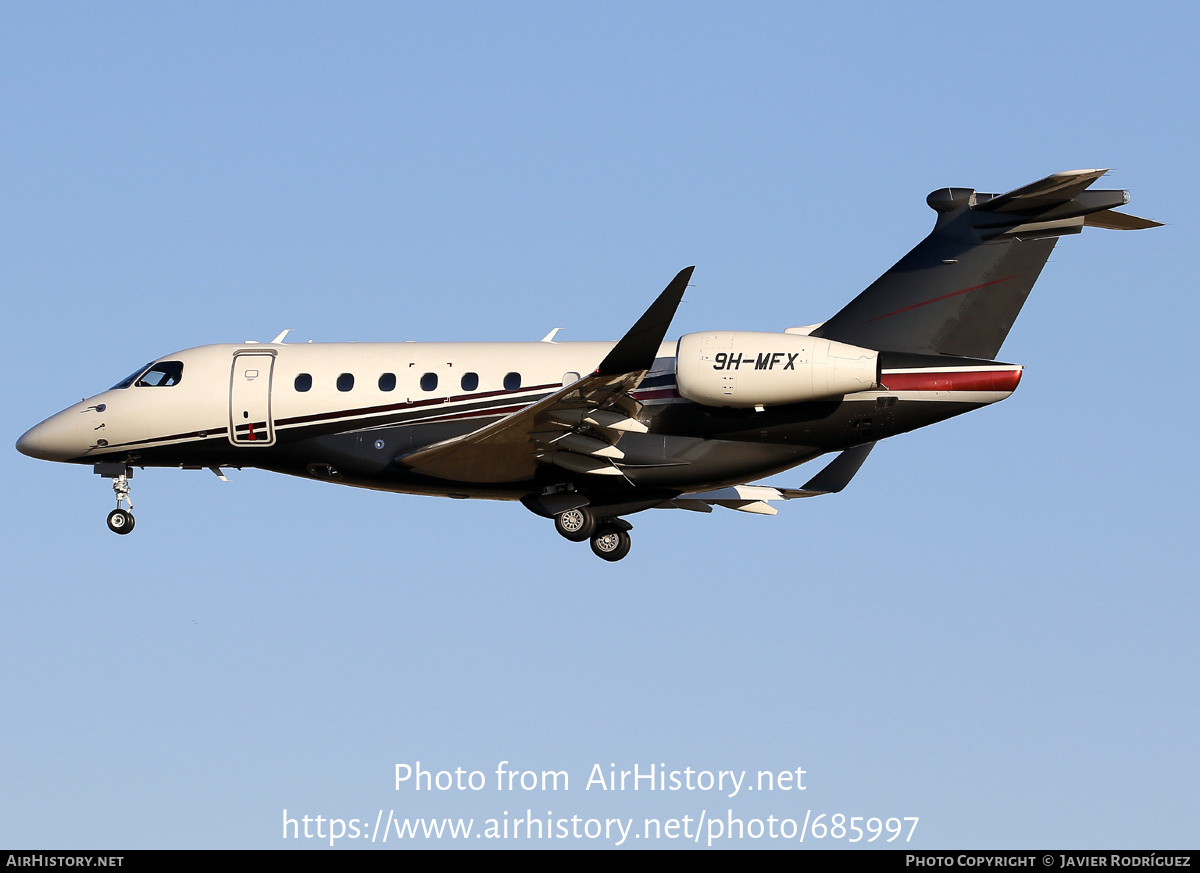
[662,442,876,515]
[396,267,694,484]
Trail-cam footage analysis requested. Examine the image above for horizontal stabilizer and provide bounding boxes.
[1084,209,1164,230]
[973,168,1110,213]
[812,169,1159,359]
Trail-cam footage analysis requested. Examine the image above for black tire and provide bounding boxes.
[554,507,595,542]
[590,524,631,562]
[107,509,135,535]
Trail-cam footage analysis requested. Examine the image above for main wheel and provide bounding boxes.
[554,507,595,542]
[107,509,135,535]
[590,524,631,562]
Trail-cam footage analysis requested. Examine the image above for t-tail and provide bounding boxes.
[810,169,1161,360]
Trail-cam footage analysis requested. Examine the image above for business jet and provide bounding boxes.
[17,169,1158,560]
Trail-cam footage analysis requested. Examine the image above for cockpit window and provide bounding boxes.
[111,362,154,390]
[135,361,184,387]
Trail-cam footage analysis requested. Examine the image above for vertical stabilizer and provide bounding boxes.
[811,170,1160,359]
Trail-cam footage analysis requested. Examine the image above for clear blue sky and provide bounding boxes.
[3,1,1196,849]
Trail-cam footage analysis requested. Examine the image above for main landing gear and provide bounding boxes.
[554,507,596,542]
[96,463,136,535]
[589,524,631,562]
[553,507,633,562]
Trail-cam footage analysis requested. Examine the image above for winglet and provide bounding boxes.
[787,442,876,496]
[595,267,694,376]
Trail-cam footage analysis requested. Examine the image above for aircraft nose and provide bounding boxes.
[15,423,41,458]
[16,412,85,462]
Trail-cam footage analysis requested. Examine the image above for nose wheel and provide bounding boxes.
[107,508,135,534]
[96,464,136,535]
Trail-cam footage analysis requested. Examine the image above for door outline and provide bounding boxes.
[228,351,276,446]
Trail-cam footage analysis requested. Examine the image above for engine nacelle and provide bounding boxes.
[675,331,879,408]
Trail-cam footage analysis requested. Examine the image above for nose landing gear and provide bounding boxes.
[107,507,134,534]
[95,463,135,535]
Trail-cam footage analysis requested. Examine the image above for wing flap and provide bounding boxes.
[397,370,637,482]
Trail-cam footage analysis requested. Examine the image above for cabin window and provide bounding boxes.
[379,373,397,391]
[420,373,438,392]
[135,361,184,387]
[295,373,312,392]
[337,373,355,392]
[503,372,521,391]
[461,372,479,392]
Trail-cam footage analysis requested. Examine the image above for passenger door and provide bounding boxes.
[228,352,275,446]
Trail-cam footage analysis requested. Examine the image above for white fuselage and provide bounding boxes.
[17,336,1019,504]
[18,339,667,464]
